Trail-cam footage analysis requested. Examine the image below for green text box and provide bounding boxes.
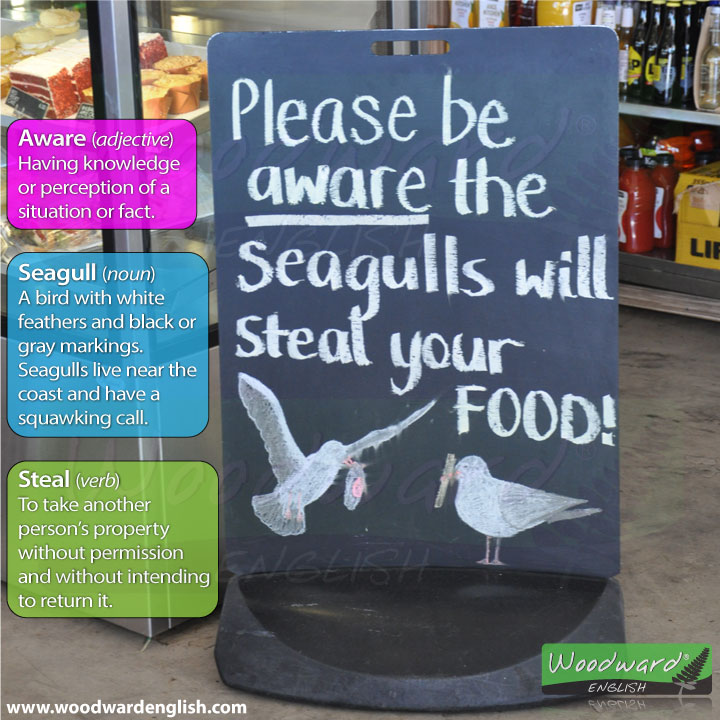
[7,461,218,618]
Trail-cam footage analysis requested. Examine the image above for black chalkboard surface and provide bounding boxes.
[210,28,619,580]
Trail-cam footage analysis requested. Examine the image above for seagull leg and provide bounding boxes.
[476,535,492,565]
[283,494,292,520]
[296,492,304,522]
[490,538,506,566]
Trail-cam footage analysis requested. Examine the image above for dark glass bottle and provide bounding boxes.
[628,0,652,99]
[653,1,680,105]
[643,0,667,102]
[677,0,698,107]
[510,0,537,25]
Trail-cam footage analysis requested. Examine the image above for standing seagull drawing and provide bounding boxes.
[239,373,436,536]
[435,455,602,565]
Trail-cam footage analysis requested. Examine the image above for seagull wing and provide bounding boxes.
[344,399,436,458]
[238,373,305,484]
[497,480,587,533]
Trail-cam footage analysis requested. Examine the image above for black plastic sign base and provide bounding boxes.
[215,568,624,711]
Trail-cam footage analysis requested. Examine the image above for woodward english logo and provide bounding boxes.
[542,644,712,696]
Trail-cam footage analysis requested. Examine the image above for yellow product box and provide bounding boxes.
[674,161,720,227]
[675,222,720,270]
[674,162,720,269]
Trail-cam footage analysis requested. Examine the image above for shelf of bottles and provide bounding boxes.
[619,100,720,123]
[620,0,720,117]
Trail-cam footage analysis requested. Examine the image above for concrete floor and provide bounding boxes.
[2,306,719,719]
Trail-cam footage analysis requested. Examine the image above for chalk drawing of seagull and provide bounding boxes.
[239,373,436,536]
[435,455,602,565]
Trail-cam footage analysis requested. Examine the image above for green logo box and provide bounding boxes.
[6,461,218,618]
[542,644,712,695]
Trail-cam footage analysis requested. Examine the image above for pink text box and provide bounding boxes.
[7,119,197,230]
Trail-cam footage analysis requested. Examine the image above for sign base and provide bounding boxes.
[215,567,624,710]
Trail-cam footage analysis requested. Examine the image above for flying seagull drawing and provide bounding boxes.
[435,454,602,565]
[239,373,436,536]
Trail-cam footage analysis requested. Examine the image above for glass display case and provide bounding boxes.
[0,0,389,636]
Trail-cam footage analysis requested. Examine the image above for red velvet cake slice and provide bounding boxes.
[51,39,92,100]
[9,54,78,118]
[138,32,167,69]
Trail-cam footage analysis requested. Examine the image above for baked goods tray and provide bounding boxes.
[0,223,102,264]
[1,36,209,131]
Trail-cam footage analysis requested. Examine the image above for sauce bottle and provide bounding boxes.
[620,146,640,178]
[643,0,667,103]
[619,3,636,97]
[629,0,652,99]
[654,0,680,105]
[619,157,656,253]
[650,153,679,250]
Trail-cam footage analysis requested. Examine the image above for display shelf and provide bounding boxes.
[619,101,720,126]
[619,282,720,322]
[619,252,720,300]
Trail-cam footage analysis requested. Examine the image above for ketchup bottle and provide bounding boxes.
[650,153,679,252]
[619,158,655,253]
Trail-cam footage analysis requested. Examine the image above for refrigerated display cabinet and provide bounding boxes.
[0,0,389,636]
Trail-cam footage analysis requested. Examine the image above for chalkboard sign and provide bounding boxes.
[209,28,619,579]
[6,87,49,119]
[76,103,95,119]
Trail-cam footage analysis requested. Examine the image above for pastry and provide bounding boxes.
[153,73,200,114]
[142,84,171,119]
[189,60,208,100]
[13,27,55,56]
[37,8,81,36]
[1,34,18,65]
[141,68,166,85]
[153,55,201,74]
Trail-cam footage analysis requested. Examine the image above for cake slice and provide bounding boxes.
[46,40,91,100]
[9,54,78,117]
[138,32,167,69]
